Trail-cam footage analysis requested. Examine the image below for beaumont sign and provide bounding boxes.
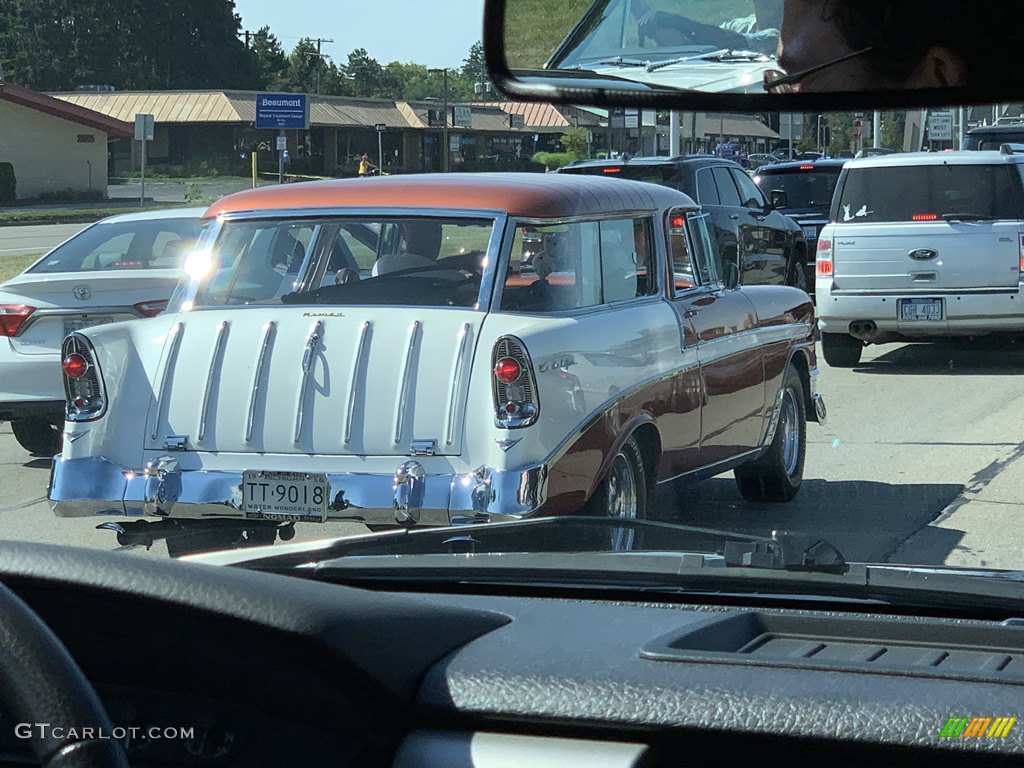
[256,93,309,130]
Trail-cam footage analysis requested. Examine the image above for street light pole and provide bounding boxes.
[442,68,450,172]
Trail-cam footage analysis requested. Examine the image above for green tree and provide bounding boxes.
[560,127,589,158]
[343,47,383,97]
[249,26,288,89]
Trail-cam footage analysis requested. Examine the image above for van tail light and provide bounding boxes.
[1019,234,1024,276]
[133,299,169,317]
[62,333,107,422]
[816,235,834,277]
[0,305,36,337]
[492,336,539,428]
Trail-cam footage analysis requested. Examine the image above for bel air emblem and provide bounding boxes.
[909,248,938,261]
[72,285,92,300]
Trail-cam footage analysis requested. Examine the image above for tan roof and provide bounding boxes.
[205,172,697,220]
[698,113,780,140]
[473,102,604,130]
[0,81,131,137]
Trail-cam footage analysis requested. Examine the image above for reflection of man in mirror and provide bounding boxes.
[772,0,982,92]
[632,0,781,55]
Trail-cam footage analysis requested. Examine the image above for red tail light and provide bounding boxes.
[912,213,938,221]
[492,337,539,428]
[603,167,622,174]
[799,164,814,170]
[816,261,834,276]
[62,353,90,379]
[0,305,36,337]
[494,357,522,384]
[133,299,169,317]
[816,235,833,277]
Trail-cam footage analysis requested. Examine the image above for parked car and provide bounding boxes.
[753,158,848,288]
[961,121,1024,150]
[557,156,810,290]
[816,150,1024,367]
[48,174,825,554]
[0,207,205,455]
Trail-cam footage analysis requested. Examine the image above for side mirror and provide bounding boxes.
[722,263,740,290]
[770,190,788,209]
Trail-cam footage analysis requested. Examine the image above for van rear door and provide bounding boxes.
[830,162,1023,292]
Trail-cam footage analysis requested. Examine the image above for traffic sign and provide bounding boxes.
[256,93,309,130]
[928,111,954,141]
[276,136,288,151]
[134,114,154,141]
[375,123,387,132]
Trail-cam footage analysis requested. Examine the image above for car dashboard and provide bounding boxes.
[0,541,1021,767]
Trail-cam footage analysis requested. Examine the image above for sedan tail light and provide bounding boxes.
[62,333,107,422]
[133,299,169,317]
[492,336,539,428]
[0,305,36,337]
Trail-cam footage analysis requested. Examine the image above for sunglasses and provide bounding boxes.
[763,46,877,94]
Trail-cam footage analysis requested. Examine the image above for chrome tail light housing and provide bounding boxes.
[62,333,107,422]
[492,336,539,428]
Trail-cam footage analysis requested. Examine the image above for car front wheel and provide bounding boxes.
[821,333,863,367]
[11,417,62,457]
[585,435,649,551]
[734,365,806,503]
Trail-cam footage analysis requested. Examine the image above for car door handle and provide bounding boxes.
[684,308,700,318]
[754,215,767,222]
[729,214,741,220]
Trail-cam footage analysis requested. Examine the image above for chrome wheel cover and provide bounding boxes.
[607,451,638,552]
[780,388,801,477]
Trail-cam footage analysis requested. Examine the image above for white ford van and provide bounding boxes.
[816,149,1024,367]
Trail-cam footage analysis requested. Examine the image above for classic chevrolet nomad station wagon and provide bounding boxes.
[48,174,824,553]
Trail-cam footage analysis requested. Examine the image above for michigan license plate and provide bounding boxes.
[802,226,818,240]
[242,470,328,522]
[899,298,944,321]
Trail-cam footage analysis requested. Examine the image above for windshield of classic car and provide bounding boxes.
[181,217,494,309]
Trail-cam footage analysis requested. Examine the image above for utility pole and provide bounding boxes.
[429,68,450,172]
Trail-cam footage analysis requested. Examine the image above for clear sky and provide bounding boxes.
[232,0,485,70]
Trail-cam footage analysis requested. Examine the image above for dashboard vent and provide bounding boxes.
[641,612,1024,684]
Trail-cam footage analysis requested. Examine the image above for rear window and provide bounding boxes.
[559,164,683,189]
[754,167,842,211]
[30,216,202,273]
[832,164,1024,223]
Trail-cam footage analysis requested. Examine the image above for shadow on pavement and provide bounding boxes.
[659,477,964,564]
[851,339,1024,375]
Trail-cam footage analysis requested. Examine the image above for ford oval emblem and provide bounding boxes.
[72,285,92,300]
[909,248,938,261]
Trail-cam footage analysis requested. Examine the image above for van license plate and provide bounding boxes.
[242,470,328,522]
[899,298,943,321]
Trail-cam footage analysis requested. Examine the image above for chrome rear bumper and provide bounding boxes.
[48,455,549,527]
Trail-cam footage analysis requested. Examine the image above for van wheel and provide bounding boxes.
[735,366,806,503]
[585,436,649,551]
[821,333,863,367]
[11,418,62,457]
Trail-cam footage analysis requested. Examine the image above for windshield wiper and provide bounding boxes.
[940,212,996,221]
[576,56,650,68]
[646,49,769,71]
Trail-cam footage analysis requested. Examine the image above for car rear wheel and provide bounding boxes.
[734,365,806,503]
[11,417,62,457]
[786,254,808,292]
[585,435,649,552]
[821,333,863,367]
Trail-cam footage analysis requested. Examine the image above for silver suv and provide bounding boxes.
[815,149,1024,367]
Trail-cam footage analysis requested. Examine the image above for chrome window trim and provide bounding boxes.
[15,306,149,337]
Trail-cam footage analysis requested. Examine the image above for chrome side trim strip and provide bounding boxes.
[197,320,229,443]
[344,320,371,446]
[150,322,184,441]
[394,320,421,445]
[445,323,472,447]
[245,321,276,443]
[294,320,323,445]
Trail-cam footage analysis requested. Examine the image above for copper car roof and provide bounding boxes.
[204,172,697,220]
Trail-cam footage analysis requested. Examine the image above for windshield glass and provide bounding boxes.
[833,164,1024,223]
[5,0,1024,597]
[28,217,202,273]
[549,0,781,68]
[753,167,842,211]
[181,217,494,309]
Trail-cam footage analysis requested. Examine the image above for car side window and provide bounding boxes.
[687,213,720,286]
[696,168,719,206]
[732,168,768,210]
[500,217,656,313]
[711,166,742,207]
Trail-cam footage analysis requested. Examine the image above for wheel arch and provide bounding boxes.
[787,345,818,424]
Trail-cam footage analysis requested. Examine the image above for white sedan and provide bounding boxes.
[0,207,205,455]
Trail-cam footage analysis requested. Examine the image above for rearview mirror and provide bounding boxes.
[484,0,1021,110]
[770,189,788,209]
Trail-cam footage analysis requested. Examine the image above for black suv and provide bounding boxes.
[752,158,847,290]
[557,156,808,290]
